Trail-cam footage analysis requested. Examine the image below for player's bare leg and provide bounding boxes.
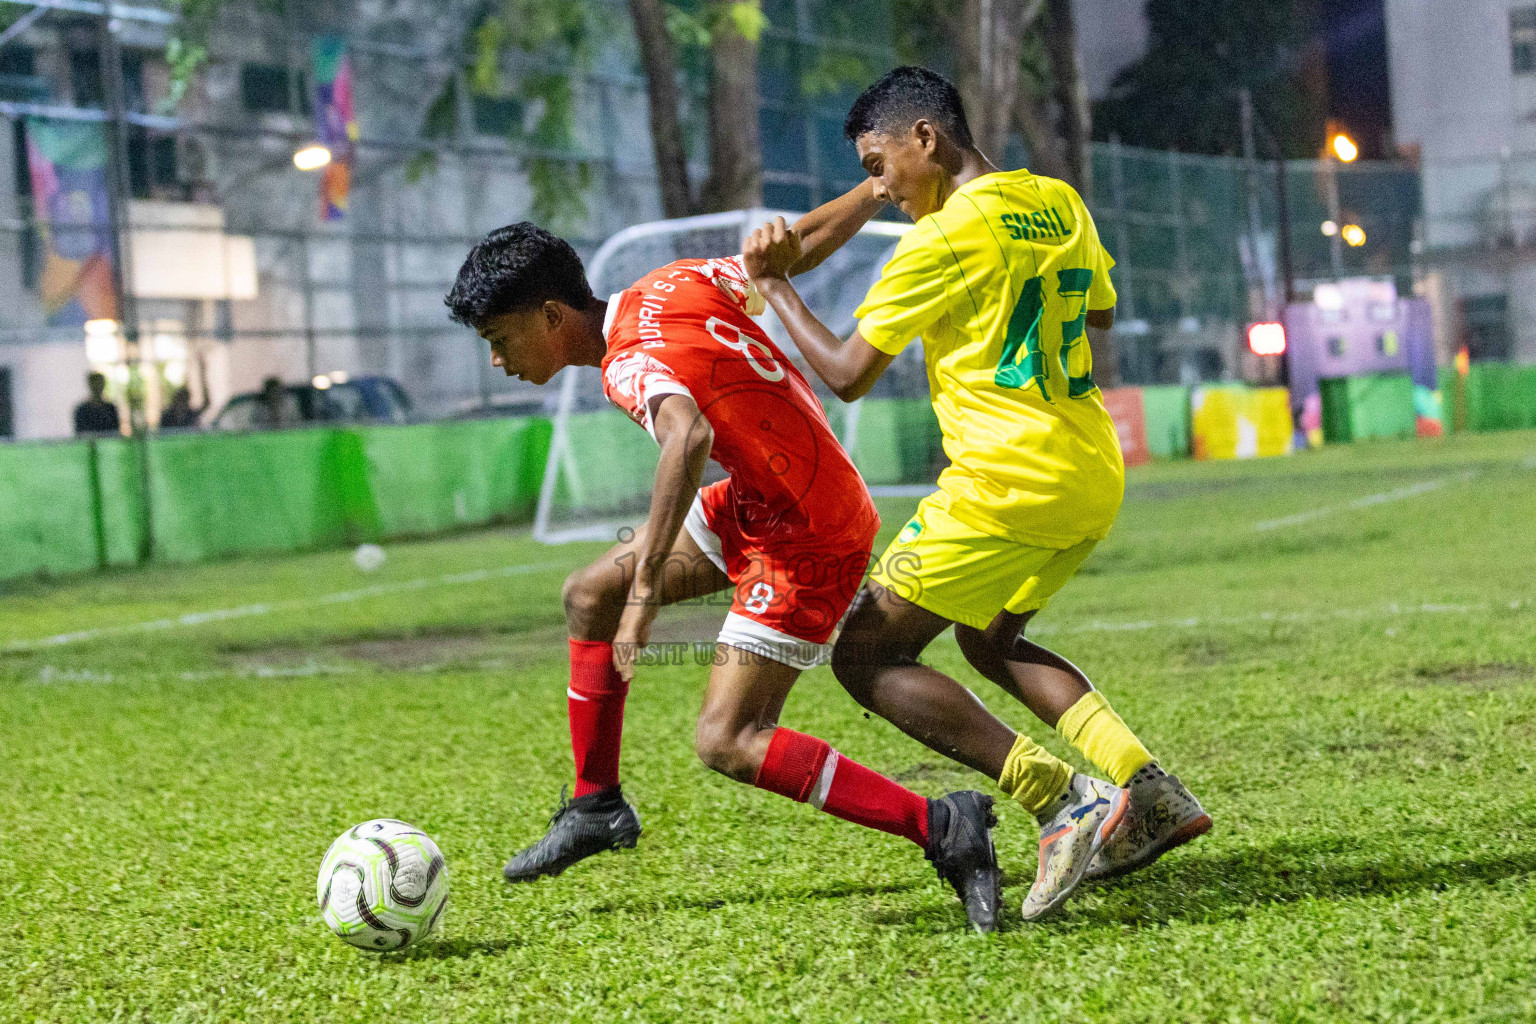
[696,643,1002,933]
[831,583,1027,782]
[503,524,729,883]
[954,610,1210,885]
[831,582,1127,920]
[562,522,730,642]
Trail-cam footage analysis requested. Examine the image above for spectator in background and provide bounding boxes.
[74,372,120,435]
[159,385,206,430]
[253,376,294,430]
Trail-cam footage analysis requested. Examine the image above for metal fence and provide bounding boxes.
[1092,143,1422,386]
[0,0,1437,439]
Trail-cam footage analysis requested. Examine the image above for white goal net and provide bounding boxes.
[533,210,945,544]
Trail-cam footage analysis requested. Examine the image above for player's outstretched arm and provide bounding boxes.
[744,218,894,402]
[611,393,714,680]
[787,179,885,277]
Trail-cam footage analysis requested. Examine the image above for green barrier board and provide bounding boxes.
[0,417,558,583]
[93,437,148,567]
[1140,385,1192,458]
[1320,373,1415,443]
[550,410,660,517]
[1439,368,1457,432]
[146,429,349,563]
[849,398,944,484]
[0,440,100,579]
[1463,362,1536,432]
[359,417,551,538]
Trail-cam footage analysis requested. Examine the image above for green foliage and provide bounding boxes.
[157,0,603,231]
[519,71,594,228]
[664,1,769,49]
[1092,0,1323,158]
[4,431,1536,1021]
[888,0,961,69]
[158,37,208,115]
[798,49,875,99]
[721,1,768,44]
[465,0,609,231]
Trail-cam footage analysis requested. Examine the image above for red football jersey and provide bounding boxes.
[600,255,876,544]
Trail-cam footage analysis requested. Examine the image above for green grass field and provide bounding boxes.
[4,430,1536,1023]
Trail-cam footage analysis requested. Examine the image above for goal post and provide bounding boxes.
[532,209,943,545]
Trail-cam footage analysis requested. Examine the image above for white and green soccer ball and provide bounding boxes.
[317,819,448,952]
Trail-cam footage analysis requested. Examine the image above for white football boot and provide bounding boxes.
[1085,763,1211,882]
[1020,773,1128,921]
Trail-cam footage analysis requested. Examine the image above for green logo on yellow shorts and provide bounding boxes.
[897,517,923,545]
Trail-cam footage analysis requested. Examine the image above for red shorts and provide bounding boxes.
[684,478,878,669]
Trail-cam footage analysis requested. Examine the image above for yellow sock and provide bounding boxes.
[998,733,1074,817]
[1056,690,1154,787]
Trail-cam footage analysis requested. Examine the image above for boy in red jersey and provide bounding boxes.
[445,209,1002,932]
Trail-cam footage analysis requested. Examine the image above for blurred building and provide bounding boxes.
[1387,0,1536,363]
[0,0,1427,440]
[1073,0,1151,100]
[0,0,672,439]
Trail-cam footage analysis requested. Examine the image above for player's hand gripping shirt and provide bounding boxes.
[855,169,1125,548]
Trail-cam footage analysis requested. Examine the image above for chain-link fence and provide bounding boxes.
[1092,142,1422,386]
[0,0,1437,441]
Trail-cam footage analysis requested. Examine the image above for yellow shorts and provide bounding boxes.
[867,492,1099,630]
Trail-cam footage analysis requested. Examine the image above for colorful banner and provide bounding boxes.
[24,118,119,326]
[1283,279,1441,447]
[312,35,358,221]
[1191,386,1293,461]
[1101,387,1151,467]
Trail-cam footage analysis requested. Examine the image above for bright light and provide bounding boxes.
[293,145,333,171]
[1247,321,1287,357]
[1342,224,1367,247]
[84,325,123,365]
[1331,134,1359,163]
[1455,347,1471,376]
[1314,283,1345,311]
[1321,220,1339,237]
[313,374,332,390]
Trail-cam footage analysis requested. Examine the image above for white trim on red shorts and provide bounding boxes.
[683,492,728,575]
[718,611,832,671]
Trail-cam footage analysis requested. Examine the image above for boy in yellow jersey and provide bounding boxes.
[744,66,1209,920]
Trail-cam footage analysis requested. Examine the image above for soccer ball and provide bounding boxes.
[317,819,448,952]
[352,543,387,572]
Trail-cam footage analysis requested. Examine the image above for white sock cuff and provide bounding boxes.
[808,749,840,810]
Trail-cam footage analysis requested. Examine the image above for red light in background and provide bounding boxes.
[1247,322,1287,356]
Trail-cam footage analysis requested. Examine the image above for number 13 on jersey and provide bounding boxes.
[994,268,1097,401]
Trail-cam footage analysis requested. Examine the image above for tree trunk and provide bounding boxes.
[1013,79,1071,181]
[951,0,1044,162]
[1043,0,1091,196]
[628,0,696,218]
[699,2,762,212]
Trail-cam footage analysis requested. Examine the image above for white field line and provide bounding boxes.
[1253,471,1477,531]
[4,561,566,653]
[1028,596,1527,639]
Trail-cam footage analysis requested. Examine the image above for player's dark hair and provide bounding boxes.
[445,222,594,329]
[843,66,974,149]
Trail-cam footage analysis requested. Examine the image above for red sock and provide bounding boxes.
[568,639,628,798]
[754,727,929,848]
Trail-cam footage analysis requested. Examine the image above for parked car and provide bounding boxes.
[211,376,413,431]
[443,392,553,421]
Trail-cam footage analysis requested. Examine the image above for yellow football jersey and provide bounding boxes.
[855,168,1125,548]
